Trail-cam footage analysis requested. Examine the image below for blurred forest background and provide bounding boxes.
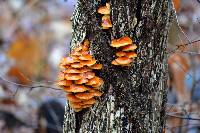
[0,0,200,133]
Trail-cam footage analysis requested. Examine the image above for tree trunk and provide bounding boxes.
[63,0,172,132]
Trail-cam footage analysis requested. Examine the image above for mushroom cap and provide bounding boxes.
[81,60,96,66]
[66,94,83,102]
[82,98,96,105]
[121,44,137,51]
[86,76,102,86]
[91,79,104,88]
[116,51,126,57]
[71,62,84,68]
[74,108,83,112]
[69,101,82,108]
[74,78,89,84]
[57,80,73,87]
[102,15,112,28]
[111,60,120,65]
[65,67,82,73]
[82,40,90,51]
[57,72,65,80]
[60,57,78,65]
[81,71,95,79]
[89,89,103,97]
[126,52,137,58]
[111,36,132,48]
[79,54,93,60]
[97,3,110,14]
[65,73,82,80]
[74,46,82,52]
[59,62,69,69]
[89,64,103,69]
[80,67,92,73]
[115,57,132,65]
[67,84,88,93]
[75,92,95,100]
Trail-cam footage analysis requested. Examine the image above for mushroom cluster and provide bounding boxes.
[57,40,104,112]
[111,36,137,66]
[97,3,112,29]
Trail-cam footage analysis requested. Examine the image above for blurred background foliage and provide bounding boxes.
[0,0,199,133]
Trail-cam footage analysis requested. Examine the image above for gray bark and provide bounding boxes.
[63,0,172,132]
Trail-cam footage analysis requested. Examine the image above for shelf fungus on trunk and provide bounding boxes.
[97,3,112,29]
[57,40,104,112]
[111,36,137,66]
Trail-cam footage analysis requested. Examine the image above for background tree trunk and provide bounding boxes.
[63,0,172,132]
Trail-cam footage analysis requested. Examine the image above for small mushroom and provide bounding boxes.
[69,101,82,109]
[65,67,82,74]
[91,79,104,88]
[121,44,137,51]
[81,71,95,79]
[82,98,96,105]
[86,76,102,86]
[71,62,84,68]
[65,73,82,80]
[74,78,89,84]
[89,64,103,69]
[79,54,93,60]
[81,59,96,66]
[67,84,88,93]
[126,52,137,58]
[111,36,132,48]
[102,15,112,28]
[89,89,103,97]
[57,72,65,80]
[97,3,110,14]
[74,108,83,112]
[116,51,126,57]
[57,80,73,86]
[60,57,78,65]
[80,67,92,73]
[75,92,95,100]
[115,57,132,65]
[66,94,83,102]
[111,60,120,65]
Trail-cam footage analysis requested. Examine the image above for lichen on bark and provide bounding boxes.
[63,0,173,133]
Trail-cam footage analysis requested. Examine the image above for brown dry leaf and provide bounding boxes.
[6,32,45,81]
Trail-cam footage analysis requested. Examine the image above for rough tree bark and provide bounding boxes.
[63,0,172,132]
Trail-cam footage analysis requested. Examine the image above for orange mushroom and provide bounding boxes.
[67,84,88,93]
[121,44,137,51]
[126,52,137,58]
[71,62,84,68]
[115,57,132,65]
[82,98,96,105]
[81,59,96,66]
[116,51,126,57]
[79,54,93,60]
[75,92,95,100]
[89,89,103,97]
[102,15,112,29]
[69,101,82,109]
[97,3,110,14]
[65,67,82,74]
[65,73,82,80]
[60,57,78,65]
[57,80,73,87]
[86,76,102,86]
[82,104,93,109]
[111,36,132,48]
[66,94,83,102]
[89,64,103,69]
[57,72,65,80]
[81,71,95,79]
[74,108,83,112]
[74,78,89,84]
